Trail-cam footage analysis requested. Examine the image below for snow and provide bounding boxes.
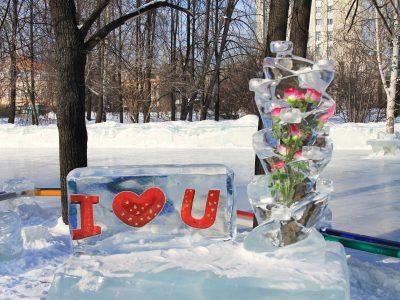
[0,115,258,149]
[329,122,400,150]
[0,116,400,299]
[1,115,399,152]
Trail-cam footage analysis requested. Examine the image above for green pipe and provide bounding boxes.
[323,233,400,258]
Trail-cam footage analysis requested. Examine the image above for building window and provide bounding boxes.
[328,31,333,41]
[327,5,333,12]
[327,18,333,25]
[316,19,322,26]
[316,7,321,13]
[316,31,321,41]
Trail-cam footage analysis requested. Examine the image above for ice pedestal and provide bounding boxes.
[48,233,349,300]
[67,165,236,254]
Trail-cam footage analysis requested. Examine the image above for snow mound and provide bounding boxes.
[1,115,399,151]
[0,115,258,149]
[329,122,400,150]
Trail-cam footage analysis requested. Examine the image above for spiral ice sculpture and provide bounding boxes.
[245,41,336,250]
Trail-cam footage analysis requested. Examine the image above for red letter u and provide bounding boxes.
[181,189,220,229]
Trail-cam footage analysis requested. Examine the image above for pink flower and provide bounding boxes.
[271,107,282,117]
[271,161,285,170]
[283,88,304,103]
[305,88,321,104]
[277,144,290,155]
[294,150,302,159]
[290,124,299,136]
[319,103,336,123]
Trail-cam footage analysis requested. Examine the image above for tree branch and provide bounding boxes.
[84,0,191,51]
[370,0,393,35]
[80,0,111,37]
[0,0,11,31]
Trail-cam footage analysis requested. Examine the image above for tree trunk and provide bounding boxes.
[214,0,220,121]
[7,0,17,124]
[49,0,87,224]
[289,0,311,57]
[199,0,211,120]
[142,9,155,123]
[29,0,39,125]
[118,26,124,123]
[264,0,290,57]
[256,0,290,176]
[86,86,92,121]
[200,0,235,120]
[95,8,104,124]
[170,7,177,121]
[386,2,399,134]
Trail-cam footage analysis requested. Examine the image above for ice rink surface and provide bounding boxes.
[1,115,400,299]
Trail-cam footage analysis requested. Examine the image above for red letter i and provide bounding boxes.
[70,194,101,240]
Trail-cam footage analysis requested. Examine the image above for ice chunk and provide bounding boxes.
[67,164,236,254]
[0,211,22,261]
[0,178,34,194]
[302,146,326,160]
[279,108,302,124]
[367,132,400,155]
[48,234,349,300]
[22,225,53,249]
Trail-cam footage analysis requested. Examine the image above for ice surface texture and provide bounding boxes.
[48,231,349,300]
[67,164,236,254]
[0,178,35,261]
[0,211,22,261]
[248,41,336,248]
[367,131,400,155]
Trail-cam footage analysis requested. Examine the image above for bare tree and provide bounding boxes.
[373,0,399,134]
[7,0,17,124]
[48,0,190,223]
[29,0,38,125]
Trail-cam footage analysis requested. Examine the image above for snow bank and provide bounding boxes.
[0,115,258,149]
[329,122,400,150]
[1,114,399,151]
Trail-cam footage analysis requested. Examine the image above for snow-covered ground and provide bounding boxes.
[1,115,400,299]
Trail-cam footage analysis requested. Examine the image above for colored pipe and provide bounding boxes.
[322,232,400,258]
[320,227,400,249]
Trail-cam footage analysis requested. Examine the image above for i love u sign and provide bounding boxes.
[67,165,236,254]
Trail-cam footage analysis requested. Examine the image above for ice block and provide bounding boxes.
[67,164,236,254]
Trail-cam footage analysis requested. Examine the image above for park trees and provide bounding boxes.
[48,0,190,223]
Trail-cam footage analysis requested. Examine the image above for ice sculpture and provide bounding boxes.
[246,41,336,250]
[67,164,236,254]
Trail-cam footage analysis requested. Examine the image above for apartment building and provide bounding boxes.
[256,0,353,59]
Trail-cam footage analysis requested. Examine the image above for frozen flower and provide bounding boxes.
[277,144,290,156]
[319,103,336,123]
[290,124,300,136]
[283,88,304,104]
[271,107,282,118]
[271,161,285,170]
[294,150,302,159]
[305,88,321,105]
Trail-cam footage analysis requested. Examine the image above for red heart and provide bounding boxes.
[112,187,166,227]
